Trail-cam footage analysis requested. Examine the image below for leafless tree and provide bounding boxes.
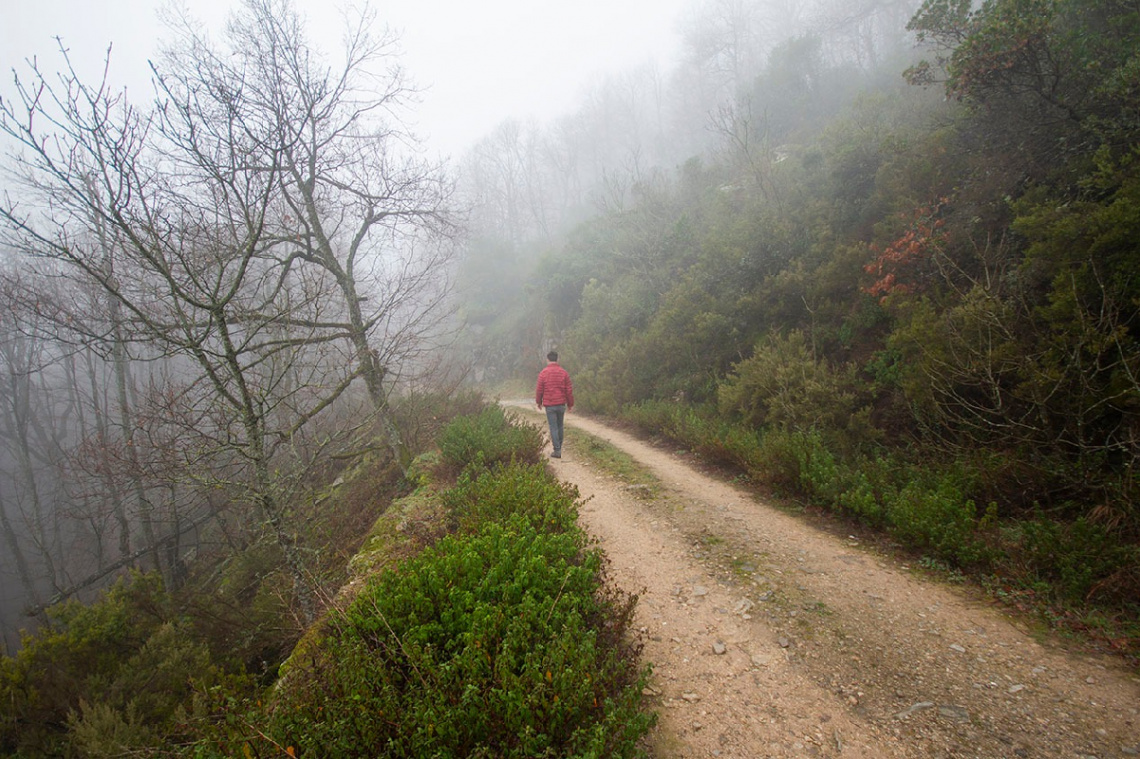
[2,43,331,623]
[1,0,462,622]
[157,0,458,474]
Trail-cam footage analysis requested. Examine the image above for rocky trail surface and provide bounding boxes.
[510,404,1140,758]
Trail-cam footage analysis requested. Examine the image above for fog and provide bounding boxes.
[0,0,924,652]
[2,0,691,158]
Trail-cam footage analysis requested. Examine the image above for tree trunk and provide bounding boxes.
[82,348,132,562]
[0,487,39,608]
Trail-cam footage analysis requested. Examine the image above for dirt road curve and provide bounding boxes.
[514,405,1140,758]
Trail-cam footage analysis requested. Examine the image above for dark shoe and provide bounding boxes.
[551,450,561,458]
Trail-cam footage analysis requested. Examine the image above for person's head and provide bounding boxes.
[547,351,558,362]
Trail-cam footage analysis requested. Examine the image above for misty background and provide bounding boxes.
[0,0,923,653]
[4,0,1139,753]
[2,0,691,158]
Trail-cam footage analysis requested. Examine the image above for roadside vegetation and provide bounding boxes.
[0,400,655,757]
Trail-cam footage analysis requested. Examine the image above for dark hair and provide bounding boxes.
[547,351,558,362]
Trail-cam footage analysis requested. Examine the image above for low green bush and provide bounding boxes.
[438,405,544,473]
[0,572,235,758]
[1008,517,1140,604]
[266,514,654,758]
[622,400,763,473]
[442,462,582,535]
[885,474,989,567]
[838,469,885,525]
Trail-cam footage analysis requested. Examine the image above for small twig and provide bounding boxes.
[367,595,432,692]
[545,569,575,625]
[244,720,298,756]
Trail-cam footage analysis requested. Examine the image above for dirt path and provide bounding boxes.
[512,405,1140,758]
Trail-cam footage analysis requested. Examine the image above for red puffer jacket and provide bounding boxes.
[535,363,574,409]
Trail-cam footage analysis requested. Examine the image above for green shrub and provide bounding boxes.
[718,330,878,453]
[792,429,843,503]
[0,572,232,757]
[442,462,582,535]
[838,469,885,525]
[1010,517,1140,604]
[622,400,763,473]
[438,405,544,473]
[266,515,654,758]
[750,427,807,492]
[886,474,988,566]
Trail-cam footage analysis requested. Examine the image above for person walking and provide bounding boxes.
[535,350,574,458]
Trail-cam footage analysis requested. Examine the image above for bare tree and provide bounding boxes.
[157,0,458,474]
[0,327,64,598]
[1,0,462,622]
[0,40,349,622]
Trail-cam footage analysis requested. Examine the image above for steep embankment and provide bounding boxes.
[511,404,1140,758]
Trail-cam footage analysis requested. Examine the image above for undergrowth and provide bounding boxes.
[190,404,655,757]
[619,399,1140,664]
[1,399,655,757]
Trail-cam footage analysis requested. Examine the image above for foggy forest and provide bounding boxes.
[1,0,1138,755]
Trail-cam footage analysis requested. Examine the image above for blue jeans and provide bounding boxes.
[544,405,566,452]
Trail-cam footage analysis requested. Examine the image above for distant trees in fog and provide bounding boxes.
[0,0,454,639]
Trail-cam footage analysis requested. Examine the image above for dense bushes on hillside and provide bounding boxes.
[463,0,1140,653]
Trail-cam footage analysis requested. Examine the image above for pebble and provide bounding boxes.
[713,641,727,655]
[1008,684,1026,694]
[895,702,935,719]
[939,705,970,722]
[778,636,791,648]
[949,644,966,653]
[693,585,709,597]
[682,692,701,702]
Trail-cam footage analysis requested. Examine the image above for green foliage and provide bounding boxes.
[718,330,879,453]
[438,405,544,473]
[265,515,653,758]
[887,475,989,566]
[66,700,156,759]
[622,401,763,473]
[0,572,236,757]
[1005,517,1140,604]
[442,462,583,535]
[909,0,1140,177]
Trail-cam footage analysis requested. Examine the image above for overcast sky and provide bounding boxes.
[2,0,691,158]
